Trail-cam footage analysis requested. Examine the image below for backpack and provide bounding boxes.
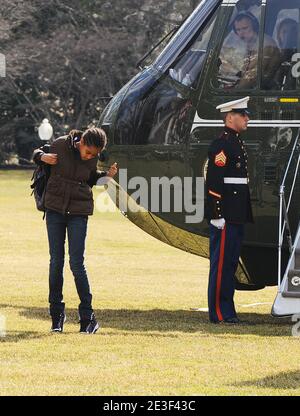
[30,164,50,217]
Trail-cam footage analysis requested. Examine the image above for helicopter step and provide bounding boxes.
[272,223,300,317]
[282,269,300,298]
[295,249,300,269]
[272,126,300,318]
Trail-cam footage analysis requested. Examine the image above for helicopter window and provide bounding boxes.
[215,0,262,90]
[263,0,300,90]
[168,13,217,88]
[154,0,221,73]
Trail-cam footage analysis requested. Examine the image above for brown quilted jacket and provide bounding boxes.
[32,135,107,216]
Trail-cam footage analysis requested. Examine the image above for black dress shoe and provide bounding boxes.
[223,317,246,324]
[210,318,246,325]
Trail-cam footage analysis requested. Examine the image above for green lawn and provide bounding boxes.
[0,170,299,396]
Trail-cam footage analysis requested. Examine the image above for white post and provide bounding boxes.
[278,186,284,290]
[38,119,53,142]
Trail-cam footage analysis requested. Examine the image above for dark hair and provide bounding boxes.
[222,113,229,123]
[82,127,107,149]
[68,127,107,150]
[233,12,259,34]
[277,18,298,50]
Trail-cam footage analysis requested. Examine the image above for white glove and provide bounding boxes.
[210,218,226,229]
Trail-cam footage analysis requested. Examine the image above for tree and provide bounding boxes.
[0,0,198,162]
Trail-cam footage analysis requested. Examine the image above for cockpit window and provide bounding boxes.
[153,0,221,74]
[215,0,262,90]
[168,14,217,88]
[264,0,300,90]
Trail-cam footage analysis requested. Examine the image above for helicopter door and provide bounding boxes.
[261,0,300,239]
[190,0,300,282]
[189,0,263,236]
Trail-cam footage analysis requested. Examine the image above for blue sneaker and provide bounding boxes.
[79,313,99,334]
[51,313,66,332]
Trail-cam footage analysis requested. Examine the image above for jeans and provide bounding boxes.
[46,209,93,320]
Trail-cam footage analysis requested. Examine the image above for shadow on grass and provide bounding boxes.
[0,331,47,343]
[234,370,300,390]
[0,304,293,337]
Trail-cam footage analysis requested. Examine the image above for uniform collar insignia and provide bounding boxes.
[224,126,240,137]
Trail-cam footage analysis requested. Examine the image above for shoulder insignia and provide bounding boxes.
[214,150,227,167]
[209,190,222,198]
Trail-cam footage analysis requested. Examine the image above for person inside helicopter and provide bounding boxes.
[218,12,281,90]
[275,18,299,89]
[277,18,298,58]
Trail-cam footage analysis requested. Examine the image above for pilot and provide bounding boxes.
[205,96,253,324]
[277,18,298,59]
[275,18,298,89]
[231,12,281,89]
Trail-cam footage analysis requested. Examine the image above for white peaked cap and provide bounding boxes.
[216,96,250,113]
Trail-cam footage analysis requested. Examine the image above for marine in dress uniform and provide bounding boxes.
[205,97,253,324]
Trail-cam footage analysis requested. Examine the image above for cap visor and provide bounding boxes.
[232,109,250,116]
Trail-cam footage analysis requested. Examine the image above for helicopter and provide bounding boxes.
[99,0,300,297]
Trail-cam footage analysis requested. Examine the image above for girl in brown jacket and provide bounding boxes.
[33,127,117,334]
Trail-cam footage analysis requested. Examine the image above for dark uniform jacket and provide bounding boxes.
[205,126,253,224]
[32,135,107,216]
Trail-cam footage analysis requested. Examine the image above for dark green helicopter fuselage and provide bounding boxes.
[99,0,300,290]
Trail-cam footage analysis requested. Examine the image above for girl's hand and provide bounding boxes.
[107,162,118,178]
[41,153,58,165]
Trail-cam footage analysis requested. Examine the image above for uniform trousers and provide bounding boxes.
[208,223,244,323]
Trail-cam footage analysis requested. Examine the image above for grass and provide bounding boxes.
[0,170,299,396]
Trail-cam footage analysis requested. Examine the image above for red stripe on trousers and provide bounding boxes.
[216,226,226,321]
